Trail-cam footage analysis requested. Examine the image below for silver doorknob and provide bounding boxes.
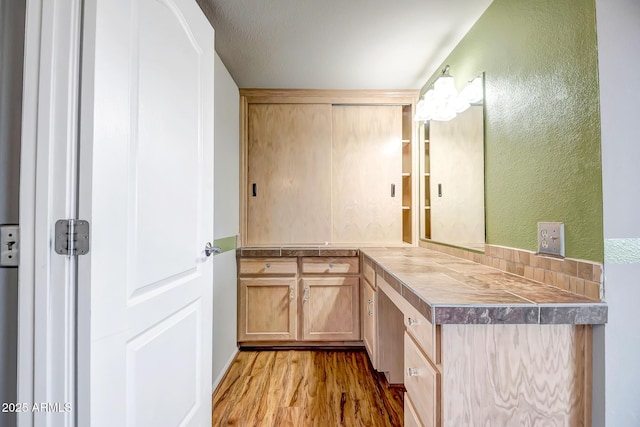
[205,242,222,257]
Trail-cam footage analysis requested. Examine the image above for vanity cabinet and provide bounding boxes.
[238,258,298,341]
[238,255,360,345]
[375,267,593,427]
[301,257,360,341]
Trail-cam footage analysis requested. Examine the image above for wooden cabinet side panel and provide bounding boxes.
[362,279,377,368]
[238,277,297,342]
[441,324,591,427]
[302,277,360,341]
[377,289,405,385]
[247,104,332,245]
[331,105,403,243]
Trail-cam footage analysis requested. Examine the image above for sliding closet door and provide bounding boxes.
[332,105,403,243]
[247,104,332,244]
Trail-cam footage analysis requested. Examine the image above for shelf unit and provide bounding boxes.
[401,105,413,244]
[419,121,431,239]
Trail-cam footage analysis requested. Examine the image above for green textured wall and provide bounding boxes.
[422,0,603,262]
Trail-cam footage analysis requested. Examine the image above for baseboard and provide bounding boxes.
[211,346,239,394]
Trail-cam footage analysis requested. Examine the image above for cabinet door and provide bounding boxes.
[332,105,403,243]
[247,103,332,245]
[302,277,360,341]
[362,280,377,368]
[238,277,297,341]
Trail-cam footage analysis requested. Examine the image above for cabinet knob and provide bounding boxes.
[407,317,419,326]
[407,368,419,377]
[328,263,333,269]
[265,263,270,268]
[289,286,294,301]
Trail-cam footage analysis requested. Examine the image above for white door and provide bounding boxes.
[76,1,214,426]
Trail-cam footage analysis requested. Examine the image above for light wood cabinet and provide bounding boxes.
[246,104,332,245]
[376,273,593,427]
[240,90,417,246]
[362,275,377,368]
[302,277,360,341]
[238,277,297,341]
[331,105,403,243]
[238,255,360,345]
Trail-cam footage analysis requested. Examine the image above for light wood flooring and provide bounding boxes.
[211,350,404,426]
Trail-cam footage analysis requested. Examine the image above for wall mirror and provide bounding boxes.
[419,73,485,251]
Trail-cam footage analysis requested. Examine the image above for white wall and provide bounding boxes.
[212,53,239,390]
[595,0,640,425]
[0,1,25,426]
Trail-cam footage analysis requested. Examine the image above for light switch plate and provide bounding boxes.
[1,225,19,267]
[537,222,564,257]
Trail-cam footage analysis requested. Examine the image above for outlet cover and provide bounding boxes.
[537,222,565,257]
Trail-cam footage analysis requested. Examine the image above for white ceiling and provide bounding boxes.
[197,0,493,90]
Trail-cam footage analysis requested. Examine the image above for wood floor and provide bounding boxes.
[211,350,404,426]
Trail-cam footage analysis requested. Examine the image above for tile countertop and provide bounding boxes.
[360,247,608,325]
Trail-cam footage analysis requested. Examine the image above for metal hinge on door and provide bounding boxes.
[54,219,90,256]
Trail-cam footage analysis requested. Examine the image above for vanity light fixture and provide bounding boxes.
[459,76,483,104]
[414,66,482,122]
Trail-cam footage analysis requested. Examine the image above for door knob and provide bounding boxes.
[205,242,222,257]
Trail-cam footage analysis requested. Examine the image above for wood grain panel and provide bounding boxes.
[441,324,591,426]
[238,277,297,342]
[362,279,377,368]
[377,288,405,385]
[363,258,376,287]
[247,103,332,244]
[404,332,441,427]
[301,257,359,274]
[332,105,403,243]
[238,257,297,275]
[405,393,424,427]
[405,302,440,365]
[302,277,360,341]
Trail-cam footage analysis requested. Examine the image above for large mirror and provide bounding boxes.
[419,74,485,251]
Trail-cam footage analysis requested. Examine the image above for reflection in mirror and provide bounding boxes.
[419,74,485,251]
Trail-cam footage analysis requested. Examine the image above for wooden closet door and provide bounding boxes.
[247,104,332,245]
[332,105,403,243]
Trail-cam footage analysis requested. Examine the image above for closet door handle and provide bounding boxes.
[391,183,396,197]
[252,183,257,197]
[289,286,295,301]
[303,287,309,302]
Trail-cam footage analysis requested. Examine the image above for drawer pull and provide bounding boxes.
[328,263,334,268]
[289,286,294,301]
[407,368,419,377]
[303,287,309,302]
[265,263,270,268]
[407,317,419,326]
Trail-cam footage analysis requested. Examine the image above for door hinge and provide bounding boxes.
[1,225,19,267]
[55,219,90,256]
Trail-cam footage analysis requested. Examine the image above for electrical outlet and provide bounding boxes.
[537,222,564,257]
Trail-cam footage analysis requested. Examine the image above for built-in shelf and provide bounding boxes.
[424,206,431,210]
[402,139,411,144]
[402,206,411,210]
[423,173,430,176]
[402,172,411,177]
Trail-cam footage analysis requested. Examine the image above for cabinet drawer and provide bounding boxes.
[404,393,424,427]
[363,259,375,287]
[301,257,359,274]
[404,332,440,427]
[238,258,297,275]
[405,304,440,364]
